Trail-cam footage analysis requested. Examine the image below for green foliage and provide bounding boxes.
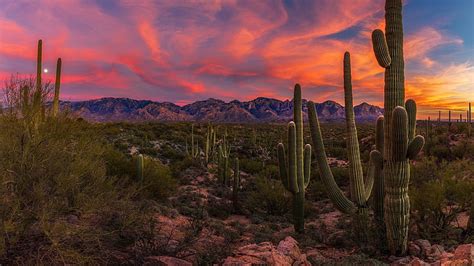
[411,158,474,245]
[245,177,291,216]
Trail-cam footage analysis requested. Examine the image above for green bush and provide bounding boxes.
[245,177,291,216]
[0,77,152,264]
[410,158,474,244]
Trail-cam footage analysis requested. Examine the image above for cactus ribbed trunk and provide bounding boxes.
[343,53,369,240]
[277,84,311,233]
[52,58,62,117]
[371,0,425,255]
[373,117,385,224]
[36,40,42,91]
[294,85,305,233]
[383,0,405,162]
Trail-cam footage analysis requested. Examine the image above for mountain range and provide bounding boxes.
[61,97,383,123]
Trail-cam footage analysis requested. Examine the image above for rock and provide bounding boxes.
[408,241,422,257]
[414,239,432,257]
[453,244,473,262]
[427,244,444,260]
[144,256,192,266]
[223,236,310,266]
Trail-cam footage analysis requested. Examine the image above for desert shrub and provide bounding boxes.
[0,76,152,264]
[141,158,177,200]
[240,158,263,175]
[410,158,474,244]
[245,177,291,216]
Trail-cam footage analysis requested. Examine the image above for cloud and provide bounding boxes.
[0,0,471,116]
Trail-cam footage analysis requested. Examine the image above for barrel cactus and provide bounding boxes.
[277,84,311,233]
[371,0,425,255]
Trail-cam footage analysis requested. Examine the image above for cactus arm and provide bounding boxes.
[308,101,357,214]
[371,29,391,68]
[406,135,425,160]
[288,122,299,194]
[405,99,417,142]
[52,58,62,117]
[303,144,311,189]
[277,143,290,191]
[391,107,409,161]
[364,158,374,201]
[343,52,365,205]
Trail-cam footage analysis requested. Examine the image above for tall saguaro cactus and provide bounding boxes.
[277,84,311,233]
[468,103,471,137]
[52,58,62,117]
[218,132,231,186]
[371,0,425,255]
[308,53,379,239]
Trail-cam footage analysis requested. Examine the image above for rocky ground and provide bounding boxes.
[141,162,473,265]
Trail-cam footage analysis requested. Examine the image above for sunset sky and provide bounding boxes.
[0,0,472,118]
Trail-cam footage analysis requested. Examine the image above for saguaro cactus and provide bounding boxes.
[218,132,231,186]
[52,58,62,117]
[371,0,425,255]
[137,154,144,184]
[277,84,311,233]
[448,110,452,131]
[308,53,378,239]
[468,103,471,137]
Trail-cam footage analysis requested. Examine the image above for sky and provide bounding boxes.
[0,0,473,118]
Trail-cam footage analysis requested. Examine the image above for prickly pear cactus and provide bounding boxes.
[277,84,311,233]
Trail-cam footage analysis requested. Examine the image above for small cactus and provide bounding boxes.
[137,154,144,184]
[277,84,311,233]
[218,131,231,186]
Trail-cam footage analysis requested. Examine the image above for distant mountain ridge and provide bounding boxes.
[61,97,383,123]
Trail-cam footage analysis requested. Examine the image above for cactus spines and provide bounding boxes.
[277,84,311,233]
[137,154,144,184]
[372,29,391,68]
[233,158,240,211]
[52,58,62,117]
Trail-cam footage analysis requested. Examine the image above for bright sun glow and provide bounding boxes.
[44,68,48,73]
